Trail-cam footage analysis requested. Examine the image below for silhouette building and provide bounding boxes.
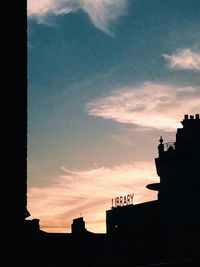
[5,113,200,266]
[8,4,199,266]
[105,114,200,264]
[154,114,200,260]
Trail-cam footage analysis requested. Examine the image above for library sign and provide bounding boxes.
[112,194,134,208]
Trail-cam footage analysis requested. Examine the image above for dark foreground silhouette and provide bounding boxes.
[2,111,200,267]
[3,3,200,266]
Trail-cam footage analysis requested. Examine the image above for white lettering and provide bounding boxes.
[120,196,123,206]
[130,194,134,204]
[112,194,134,208]
[124,196,126,205]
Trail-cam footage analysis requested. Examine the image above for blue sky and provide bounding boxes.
[27,0,200,233]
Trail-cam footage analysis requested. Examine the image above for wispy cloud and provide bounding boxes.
[87,82,200,131]
[163,49,200,71]
[27,0,127,35]
[28,162,158,233]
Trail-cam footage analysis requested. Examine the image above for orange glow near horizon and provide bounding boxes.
[28,161,158,233]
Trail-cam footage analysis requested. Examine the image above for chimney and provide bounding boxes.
[71,217,87,234]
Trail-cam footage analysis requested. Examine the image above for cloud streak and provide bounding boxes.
[163,49,200,71]
[27,0,127,35]
[87,82,200,131]
[28,162,158,233]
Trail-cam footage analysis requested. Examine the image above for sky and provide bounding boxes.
[27,0,200,233]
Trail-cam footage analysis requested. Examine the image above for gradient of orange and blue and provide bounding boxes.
[27,0,200,233]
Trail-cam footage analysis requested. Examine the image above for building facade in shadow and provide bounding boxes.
[4,114,200,266]
[105,114,200,265]
[155,114,200,260]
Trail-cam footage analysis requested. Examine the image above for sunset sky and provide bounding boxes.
[27,0,200,233]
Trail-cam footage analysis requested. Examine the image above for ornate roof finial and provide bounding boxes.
[159,136,163,144]
[158,136,164,156]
